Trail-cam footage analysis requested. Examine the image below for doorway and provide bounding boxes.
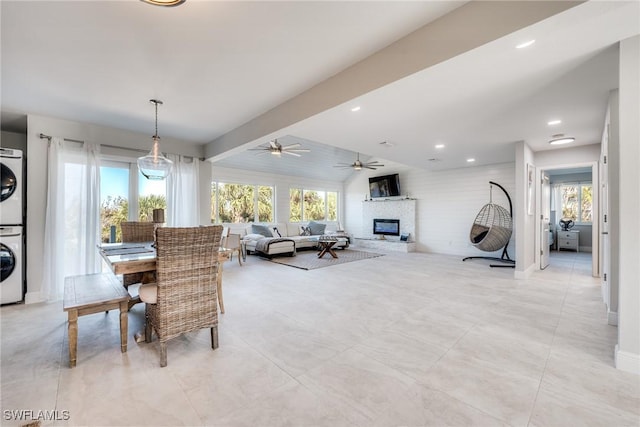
[540,164,598,277]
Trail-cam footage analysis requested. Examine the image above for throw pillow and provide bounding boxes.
[307,221,326,235]
[251,224,273,238]
[272,227,282,237]
[300,226,311,236]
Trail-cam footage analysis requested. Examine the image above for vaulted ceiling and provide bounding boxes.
[2,1,639,178]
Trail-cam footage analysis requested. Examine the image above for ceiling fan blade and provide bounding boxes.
[365,163,384,168]
[282,143,301,150]
[286,149,310,153]
[365,166,378,170]
[283,151,301,157]
[255,150,271,156]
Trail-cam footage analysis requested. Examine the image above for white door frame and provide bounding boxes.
[536,161,599,277]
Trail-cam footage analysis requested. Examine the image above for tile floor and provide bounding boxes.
[1,250,638,426]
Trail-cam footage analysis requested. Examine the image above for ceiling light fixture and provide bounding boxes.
[334,153,384,171]
[351,106,361,112]
[547,119,562,126]
[140,0,186,7]
[549,134,575,145]
[435,144,445,149]
[467,158,476,163]
[516,39,536,49]
[137,99,174,180]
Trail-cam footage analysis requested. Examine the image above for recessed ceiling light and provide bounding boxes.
[547,119,562,126]
[549,134,575,145]
[467,158,475,163]
[435,144,445,149]
[351,106,361,112]
[516,39,536,49]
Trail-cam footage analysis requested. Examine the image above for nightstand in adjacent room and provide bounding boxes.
[557,230,580,252]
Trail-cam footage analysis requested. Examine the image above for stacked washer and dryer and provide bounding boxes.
[1,148,24,304]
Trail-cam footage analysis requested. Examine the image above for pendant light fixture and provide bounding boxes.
[137,99,174,180]
[140,0,186,7]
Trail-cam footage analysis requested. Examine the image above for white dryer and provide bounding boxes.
[0,148,23,225]
[1,226,23,304]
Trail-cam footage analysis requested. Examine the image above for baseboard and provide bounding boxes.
[578,246,592,253]
[515,262,536,279]
[608,310,618,326]
[25,291,46,304]
[615,344,640,375]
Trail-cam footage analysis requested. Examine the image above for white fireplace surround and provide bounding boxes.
[361,199,416,242]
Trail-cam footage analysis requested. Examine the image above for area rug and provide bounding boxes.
[268,249,384,270]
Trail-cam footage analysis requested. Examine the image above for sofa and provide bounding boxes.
[224,221,349,257]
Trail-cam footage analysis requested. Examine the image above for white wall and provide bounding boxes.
[615,35,640,375]
[25,114,205,303]
[210,165,344,225]
[1,131,27,151]
[344,159,515,257]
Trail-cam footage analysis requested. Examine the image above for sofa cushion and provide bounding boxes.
[307,221,326,235]
[244,233,267,241]
[251,224,273,238]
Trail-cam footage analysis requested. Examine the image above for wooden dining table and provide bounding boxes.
[98,242,229,313]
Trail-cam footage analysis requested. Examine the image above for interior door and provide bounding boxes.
[540,172,551,269]
[601,124,610,307]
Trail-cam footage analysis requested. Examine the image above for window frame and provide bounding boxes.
[211,180,276,223]
[559,182,593,225]
[289,187,339,223]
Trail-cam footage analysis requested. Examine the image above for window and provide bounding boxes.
[137,169,166,222]
[290,188,339,222]
[211,182,274,223]
[560,183,592,223]
[100,159,167,242]
[100,162,130,243]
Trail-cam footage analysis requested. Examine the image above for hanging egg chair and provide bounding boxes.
[469,203,512,252]
[463,181,515,267]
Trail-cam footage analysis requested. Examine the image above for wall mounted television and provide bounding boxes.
[373,218,400,236]
[369,173,401,198]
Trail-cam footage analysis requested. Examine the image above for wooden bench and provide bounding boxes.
[63,273,130,368]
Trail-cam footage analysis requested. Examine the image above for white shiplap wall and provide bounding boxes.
[210,165,345,224]
[344,161,516,257]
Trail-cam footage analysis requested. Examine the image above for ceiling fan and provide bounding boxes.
[334,153,384,171]
[249,139,310,157]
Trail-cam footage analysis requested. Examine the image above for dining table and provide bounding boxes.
[98,242,230,313]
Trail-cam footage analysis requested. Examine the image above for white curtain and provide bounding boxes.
[42,138,101,301]
[166,154,200,226]
[551,183,562,225]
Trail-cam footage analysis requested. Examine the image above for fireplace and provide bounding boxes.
[373,218,400,237]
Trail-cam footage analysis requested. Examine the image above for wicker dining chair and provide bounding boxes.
[120,221,156,288]
[141,225,223,367]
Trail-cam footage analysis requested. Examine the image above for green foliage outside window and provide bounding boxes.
[560,184,592,223]
[258,186,274,222]
[303,190,326,221]
[211,182,275,223]
[289,189,301,222]
[100,194,166,243]
[218,183,255,223]
[327,192,337,221]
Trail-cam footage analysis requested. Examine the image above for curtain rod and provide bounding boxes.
[38,133,204,160]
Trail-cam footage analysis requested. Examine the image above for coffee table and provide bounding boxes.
[63,273,130,368]
[316,235,340,259]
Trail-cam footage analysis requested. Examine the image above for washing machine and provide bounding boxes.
[1,148,23,225]
[1,226,23,304]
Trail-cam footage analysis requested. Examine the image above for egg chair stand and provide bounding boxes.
[462,181,515,268]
